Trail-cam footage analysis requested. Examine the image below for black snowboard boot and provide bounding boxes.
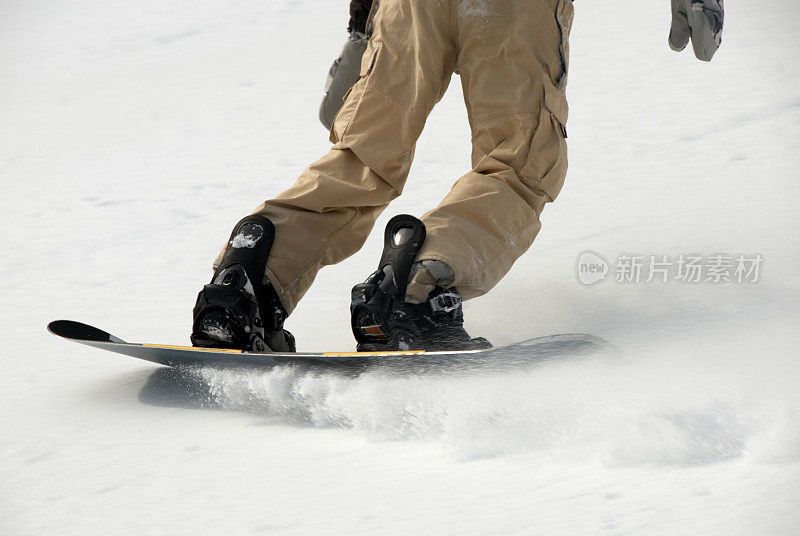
[350,215,491,352]
[381,286,491,351]
[191,215,295,353]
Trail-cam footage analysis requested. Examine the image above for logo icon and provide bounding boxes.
[577,251,609,285]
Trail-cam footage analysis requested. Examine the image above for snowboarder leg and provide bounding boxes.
[411,0,572,303]
[229,0,461,318]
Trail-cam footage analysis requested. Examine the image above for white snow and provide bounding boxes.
[230,232,260,249]
[2,1,799,534]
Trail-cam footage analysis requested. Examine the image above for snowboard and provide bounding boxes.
[47,319,611,371]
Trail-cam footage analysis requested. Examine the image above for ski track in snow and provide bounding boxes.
[2,0,800,534]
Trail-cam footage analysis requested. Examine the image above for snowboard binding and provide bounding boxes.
[351,215,426,348]
[191,215,295,353]
[351,215,491,352]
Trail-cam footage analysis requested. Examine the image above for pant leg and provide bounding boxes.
[251,0,458,314]
[415,0,573,300]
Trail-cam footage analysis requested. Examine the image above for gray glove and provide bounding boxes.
[319,35,368,130]
[319,0,375,130]
[669,0,724,62]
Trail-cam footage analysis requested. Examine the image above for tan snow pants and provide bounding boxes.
[251,0,573,314]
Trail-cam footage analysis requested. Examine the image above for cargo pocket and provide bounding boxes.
[520,80,569,202]
[330,40,381,144]
[555,0,574,89]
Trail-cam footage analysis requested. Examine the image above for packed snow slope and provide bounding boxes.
[2,1,799,534]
